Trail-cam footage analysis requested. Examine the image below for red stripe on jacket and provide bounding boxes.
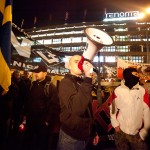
[108,91,117,105]
[144,90,150,108]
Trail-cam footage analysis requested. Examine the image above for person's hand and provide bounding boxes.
[44,121,49,126]
[93,134,99,146]
[82,61,94,78]
[115,126,120,132]
[136,133,143,142]
[22,116,26,124]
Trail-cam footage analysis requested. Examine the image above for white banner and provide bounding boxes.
[11,31,32,58]
[117,58,150,79]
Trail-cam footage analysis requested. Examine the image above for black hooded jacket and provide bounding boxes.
[59,74,94,140]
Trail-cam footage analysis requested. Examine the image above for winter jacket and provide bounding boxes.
[26,76,60,130]
[110,80,150,140]
[59,74,94,140]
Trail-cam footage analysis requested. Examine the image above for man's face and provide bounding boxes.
[69,55,82,76]
[14,72,21,80]
[35,72,47,81]
[23,71,29,79]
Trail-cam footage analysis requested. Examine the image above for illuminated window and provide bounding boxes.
[43,39,52,44]
[31,35,38,38]
[131,56,143,63]
[33,57,41,62]
[38,34,46,37]
[72,47,80,51]
[62,38,71,43]
[72,37,81,43]
[53,39,61,44]
[55,32,64,35]
[114,28,128,32]
[73,31,83,34]
[37,40,44,44]
[102,46,116,52]
[119,56,143,63]
[64,31,73,35]
[83,37,87,42]
[47,33,55,36]
[116,36,129,41]
[54,47,61,51]
[105,56,116,62]
[93,56,104,62]
[120,56,130,61]
[62,47,71,52]
[117,46,129,52]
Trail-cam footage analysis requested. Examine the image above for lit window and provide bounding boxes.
[43,39,52,44]
[114,28,128,32]
[105,56,116,62]
[53,39,61,44]
[93,56,104,62]
[62,38,71,43]
[72,37,81,43]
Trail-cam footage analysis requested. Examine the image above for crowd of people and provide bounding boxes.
[0,55,150,150]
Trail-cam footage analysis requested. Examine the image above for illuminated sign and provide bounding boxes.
[104,11,140,21]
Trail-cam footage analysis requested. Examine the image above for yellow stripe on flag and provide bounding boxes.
[0,50,11,91]
[2,5,12,25]
[0,0,12,93]
[0,0,6,15]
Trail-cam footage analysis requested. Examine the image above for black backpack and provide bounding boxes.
[30,80,51,97]
[44,81,51,97]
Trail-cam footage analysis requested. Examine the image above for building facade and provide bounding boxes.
[25,10,150,77]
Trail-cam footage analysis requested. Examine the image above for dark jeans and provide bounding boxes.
[114,130,149,150]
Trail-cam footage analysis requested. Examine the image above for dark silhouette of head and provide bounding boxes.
[123,68,139,89]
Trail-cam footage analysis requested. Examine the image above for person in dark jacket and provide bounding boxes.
[0,83,18,149]
[57,55,99,150]
[22,71,32,90]
[25,65,60,150]
[11,70,28,137]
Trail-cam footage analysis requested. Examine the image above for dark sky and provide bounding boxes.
[13,0,150,29]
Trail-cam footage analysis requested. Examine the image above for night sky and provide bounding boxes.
[13,0,150,29]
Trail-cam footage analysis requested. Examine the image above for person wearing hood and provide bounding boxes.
[24,65,60,150]
[109,67,150,150]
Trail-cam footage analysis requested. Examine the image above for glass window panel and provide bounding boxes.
[105,56,116,62]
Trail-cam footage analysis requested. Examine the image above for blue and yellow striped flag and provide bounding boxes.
[0,0,12,94]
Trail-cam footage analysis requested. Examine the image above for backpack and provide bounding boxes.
[44,81,51,97]
[30,80,51,97]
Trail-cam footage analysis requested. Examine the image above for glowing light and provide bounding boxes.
[104,11,141,22]
[146,8,150,14]
[139,12,145,19]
